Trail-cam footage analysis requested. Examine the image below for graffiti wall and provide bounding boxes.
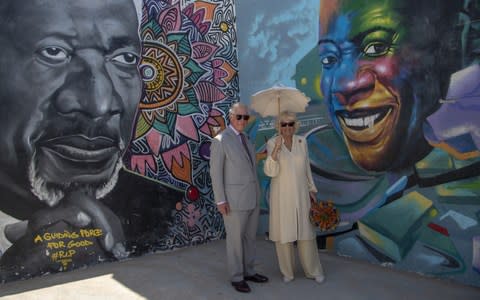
[310,0,480,287]
[123,0,238,250]
[238,0,480,287]
[0,0,237,283]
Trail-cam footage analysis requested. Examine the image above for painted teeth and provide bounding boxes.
[343,113,380,128]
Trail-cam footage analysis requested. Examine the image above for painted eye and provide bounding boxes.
[111,52,139,65]
[320,55,338,68]
[37,46,70,64]
[364,42,390,57]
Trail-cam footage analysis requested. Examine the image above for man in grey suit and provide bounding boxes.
[210,102,268,293]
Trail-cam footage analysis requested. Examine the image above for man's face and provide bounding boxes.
[318,0,437,171]
[0,0,141,202]
[229,106,249,133]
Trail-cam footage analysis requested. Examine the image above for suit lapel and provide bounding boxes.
[226,128,254,167]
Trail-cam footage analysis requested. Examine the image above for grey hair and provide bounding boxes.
[228,102,249,115]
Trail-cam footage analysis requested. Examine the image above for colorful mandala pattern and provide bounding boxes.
[124,0,238,250]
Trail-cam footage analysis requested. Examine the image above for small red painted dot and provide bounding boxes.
[186,186,200,201]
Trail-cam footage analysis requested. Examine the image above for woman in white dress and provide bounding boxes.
[263,111,325,283]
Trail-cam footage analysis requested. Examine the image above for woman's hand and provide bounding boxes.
[309,191,317,203]
[274,135,283,149]
[271,136,282,161]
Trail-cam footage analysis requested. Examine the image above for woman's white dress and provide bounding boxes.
[264,134,317,243]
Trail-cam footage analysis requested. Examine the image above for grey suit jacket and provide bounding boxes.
[209,127,259,211]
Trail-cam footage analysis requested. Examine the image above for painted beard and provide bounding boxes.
[28,150,123,207]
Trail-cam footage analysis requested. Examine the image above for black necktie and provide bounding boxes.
[240,133,253,164]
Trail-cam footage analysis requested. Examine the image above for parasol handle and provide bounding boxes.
[277,95,280,134]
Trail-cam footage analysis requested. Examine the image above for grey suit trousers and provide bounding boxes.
[223,204,260,282]
[210,127,260,282]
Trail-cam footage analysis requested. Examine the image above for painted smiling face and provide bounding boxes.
[318,0,456,172]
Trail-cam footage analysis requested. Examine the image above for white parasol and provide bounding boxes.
[250,85,311,117]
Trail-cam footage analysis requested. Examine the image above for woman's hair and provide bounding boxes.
[275,111,299,132]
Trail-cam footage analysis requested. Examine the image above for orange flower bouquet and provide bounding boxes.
[309,200,340,231]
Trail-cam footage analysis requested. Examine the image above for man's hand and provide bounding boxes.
[0,204,109,280]
[65,189,128,259]
[217,202,230,216]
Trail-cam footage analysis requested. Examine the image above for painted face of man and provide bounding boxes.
[318,0,446,172]
[0,0,142,205]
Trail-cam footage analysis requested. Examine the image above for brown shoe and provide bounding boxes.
[244,273,269,283]
[231,280,251,293]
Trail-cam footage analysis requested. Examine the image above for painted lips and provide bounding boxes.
[37,134,122,181]
[337,106,391,130]
[40,135,120,163]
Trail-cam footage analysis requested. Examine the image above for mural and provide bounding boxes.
[0,0,476,288]
[235,0,323,235]
[0,0,237,283]
[238,0,479,287]
[306,0,479,287]
[298,1,480,285]
[124,0,238,250]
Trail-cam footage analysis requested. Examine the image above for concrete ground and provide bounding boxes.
[0,238,479,300]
